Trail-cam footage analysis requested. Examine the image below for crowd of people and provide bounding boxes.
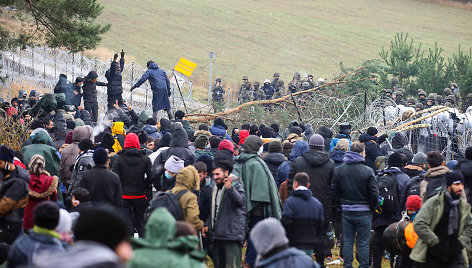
[1,70,472,268]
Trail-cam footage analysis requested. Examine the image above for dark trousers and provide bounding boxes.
[0,222,22,245]
[425,252,464,268]
[333,209,343,258]
[244,216,264,266]
[372,225,393,268]
[314,222,328,267]
[123,198,147,237]
[84,101,98,123]
[107,94,123,110]
[342,211,372,268]
[212,240,242,268]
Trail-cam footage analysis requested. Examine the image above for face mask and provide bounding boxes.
[164,171,172,180]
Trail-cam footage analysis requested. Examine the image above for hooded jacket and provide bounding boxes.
[329,149,345,166]
[132,63,171,112]
[112,134,152,197]
[419,165,450,202]
[331,151,379,211]
[79,165,123,207]
[105,58,124,96]
[290,149,335,223]
[303,124,315,142]
[359,134,381,171]
[410,190,472,265]
[68,150,95,199]
[255,247,317,268]
[59,125,93,183]
[82,71,106,104]
[111,122,126,152]
[21,132,60,177]
[23,170,58,229]
[263,152,286,180]
[171,166,204,231]
[281,188,324,250]
[209,124,232,141]
[54,74,68,94]
[233,152,282,219]
[318,126,333,153]
[389,132,414,163]
[129,208,206,268]
[0,166,29,223]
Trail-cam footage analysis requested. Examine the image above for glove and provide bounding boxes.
[114,54,118,60]
[168,90,171,97]
[120,49,125,58]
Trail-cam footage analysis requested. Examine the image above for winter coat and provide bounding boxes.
[275,141,308,189]
[358,134,382,171]
[263,153,286,180]
[0,166,29,223]
[402,165,425,179]
[331,152,379,211]
[209,124,232,141]
[22,129,57,149]
[458,159,472,205]
[143,124,159,139]
[132,63,171,112]
[128,208,206,268]
[34,241,123,268]
[210,175,246,243]
[171,166,204,231]
[290,150,335,223]
[373,167,410,228]
[329,133,351,152]
[8,231,64,268]
[420,165,450,202]
[112,148,152,197]
[175,119,194,139]
[410,190,472,265]
[68,150,95,199]
[80,110,94,127]
[82,71,106,104]
[390,132,414,163]
[105,58,124,96]
[329,149,345,166]
[233,153,282,219]
[23,171,58,229]
[198,178,213,223]
[54,74,68,94]
[318,127,333,148]
[255,247,317,268]
[281,189,324,250]
[65,83,82,107]
[303,124,315,142]
[21,131,60,176]
[59,125,93,183]
[79,165,123,207]
[151,127,195,191]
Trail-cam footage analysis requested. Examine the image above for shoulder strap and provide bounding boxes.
[175,190,188,200]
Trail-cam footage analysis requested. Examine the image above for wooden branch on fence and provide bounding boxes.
[392,107,450,132]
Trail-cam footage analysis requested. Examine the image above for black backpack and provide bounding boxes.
[405,176,423,199]
[145,190,187,222]
[377,172,399,214]
[425,177,446,200]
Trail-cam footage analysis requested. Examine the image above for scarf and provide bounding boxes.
[33,225,61,239]
[445,190,461,235]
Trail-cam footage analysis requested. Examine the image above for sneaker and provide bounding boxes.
[338,257,344,263]
[326,257,333,262]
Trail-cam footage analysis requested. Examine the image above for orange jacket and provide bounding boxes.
[404,222,418,249]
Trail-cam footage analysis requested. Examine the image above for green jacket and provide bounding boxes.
[233,152,282,219]
[410,190,472,265]
[21,131,60,177]
[128,208,206,268]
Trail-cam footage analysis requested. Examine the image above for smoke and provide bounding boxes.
[93,112,114,137]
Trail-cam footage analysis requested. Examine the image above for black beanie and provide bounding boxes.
[367,127,378,137]
[270,123,279,133]
[74,206,131,250]
[243,135,263,154]
[175,110,185,120]
[66,120,76,130]
[146,117,157,126]
[93,147,108,165]
[78,138,93,151]
[260,127,271,138]
[290,126,303,136]
[446,172,464,187]
[34,201,60,230]
[0,146,14,163]
[388,152,406,168]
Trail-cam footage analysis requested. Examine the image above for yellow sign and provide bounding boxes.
[174,57,197,77]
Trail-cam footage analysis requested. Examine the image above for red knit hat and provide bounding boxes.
[406,195,422,211]
[239,130,249,145]
[124,133,141,149]
[218,139,234,153]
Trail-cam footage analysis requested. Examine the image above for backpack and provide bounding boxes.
[425,177,446,200]
[377,172,399,214]
[405,176,423,199]
[145,190,187,222]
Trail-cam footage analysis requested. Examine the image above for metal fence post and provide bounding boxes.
[43,46,46,79]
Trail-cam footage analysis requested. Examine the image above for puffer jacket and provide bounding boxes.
[290,149,335,223]
[82,71,106,104]
[128,208,206,268]
[21,131,60,177]
[59,126,93,184]
[112,146,152,197]
[0,166,30,223]
[209,124,232,141]
[358,134,381,171]
[171,166,204,231]
[105,58,124,96]
[263,153,286,179]
[210,175,246,243]
[329,149,345,166]
[68,150,95,199]
[54,74,68,94]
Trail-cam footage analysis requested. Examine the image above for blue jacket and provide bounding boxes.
[143,124,159,139]
[210,124,232,141]
[274,141,308,188]
[281,189,324,250]
[329,134,352,152]
[133,63,171,112]
[7,232,64,268]
[329,149,345,167]
[256,247,318,268]
[358,134,382,171]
